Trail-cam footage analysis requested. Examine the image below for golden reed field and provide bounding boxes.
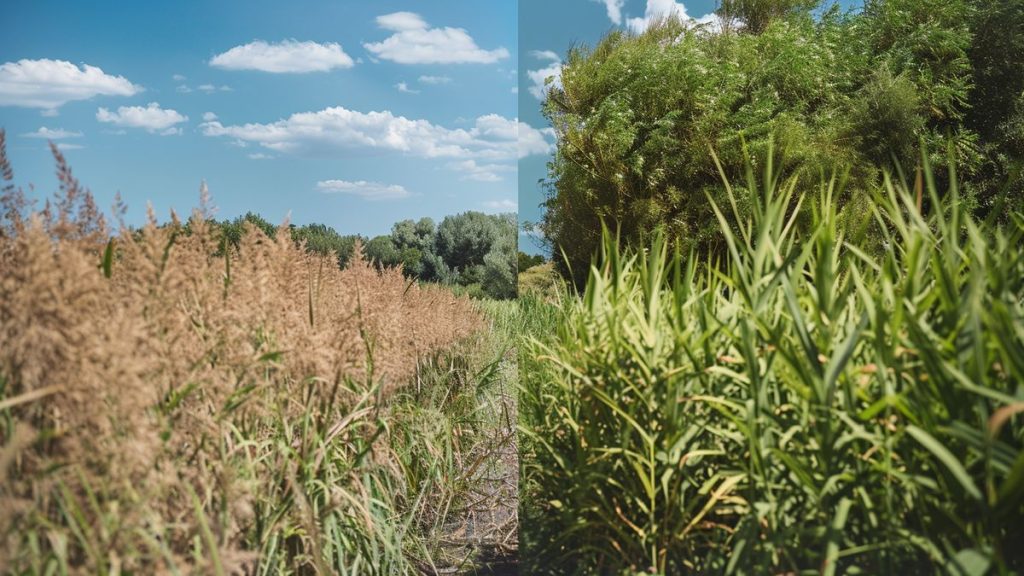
[0,133,487,573]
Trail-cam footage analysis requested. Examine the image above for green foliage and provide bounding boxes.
[391,217,435,251]
[863,0,973,125]
[538,0,1009,286]
[364,234,402,269]
[847,65,925,167]
[521,156,1024,574]
[518,251,546,272]
[420,250,455,284]
[717,0,820,33]
[435,211,500,271]
[289,222,361,268]
[433,211,518,299]
[482,225,517,300]
[966,0,1024,219]
[213,211,279,251]
[517,262,563,302]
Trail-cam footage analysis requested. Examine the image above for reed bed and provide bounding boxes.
[0,134,500,574]
[521,151,1024,574]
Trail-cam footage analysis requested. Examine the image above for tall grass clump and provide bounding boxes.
[521,148,1024,574]
[0,135,505,574]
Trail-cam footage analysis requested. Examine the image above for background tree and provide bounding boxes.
[518,251,546,271]
[539,0,995,287]
[717,0,820,33]
[481,213,518,300]
[179,208,517,299]
[290,223,361,268]
[435,211,500,271]
[966,0,1024,219]
[364,235,402,270]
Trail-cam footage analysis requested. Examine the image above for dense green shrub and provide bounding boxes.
[537,0,1023,286]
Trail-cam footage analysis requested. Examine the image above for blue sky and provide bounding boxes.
[0,0,531,238]
[517,0,862,255]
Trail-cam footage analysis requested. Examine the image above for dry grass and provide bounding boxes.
[0,131,486,574]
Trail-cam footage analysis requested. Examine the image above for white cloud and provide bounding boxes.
[364,12,509,64]
[530,50,560,62]
[395,81,419,94]
[527,51,562,101]
[0,59,140,111]
[96,102,188,134]
[202,111,218,121]
[511,86,518,94]
[56,142,84,150]
[176,84,192,93]
[449,159,515,182]
[197,84,216,92]
[518,122,556,158]
[483,199,517,211]
[200,106,536,162]
[376,11,428,31]
[21,127,83,139]
[626,0,722,33]
[418,75,451,85]
[172,73,186,81]
[247,152,273,160]
[210,39,354,73]
[593,0,626,24]
[316,179,411,201]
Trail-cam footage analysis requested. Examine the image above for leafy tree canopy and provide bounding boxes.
[537,0,1021,286]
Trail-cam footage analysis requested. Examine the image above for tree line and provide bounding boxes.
[212,210,518,300]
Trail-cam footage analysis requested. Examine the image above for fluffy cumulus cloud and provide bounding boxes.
[518,122,556,158]
[0,59,140,111]
[199,106,544,162]
[21,127,83,139]
[448,159,515,182]
[96,102,188,135]
[210,40,354,73]
[376,11,428,31]
[625,0,722,33]
[527,50,562,101]
[364,12,509,64]
[593,0,626,25]
[530,50,560,62]
[315,179,411,201]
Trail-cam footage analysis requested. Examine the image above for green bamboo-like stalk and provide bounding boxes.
[521,144,1024,575]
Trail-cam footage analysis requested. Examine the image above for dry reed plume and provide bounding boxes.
[0,131,483,574]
